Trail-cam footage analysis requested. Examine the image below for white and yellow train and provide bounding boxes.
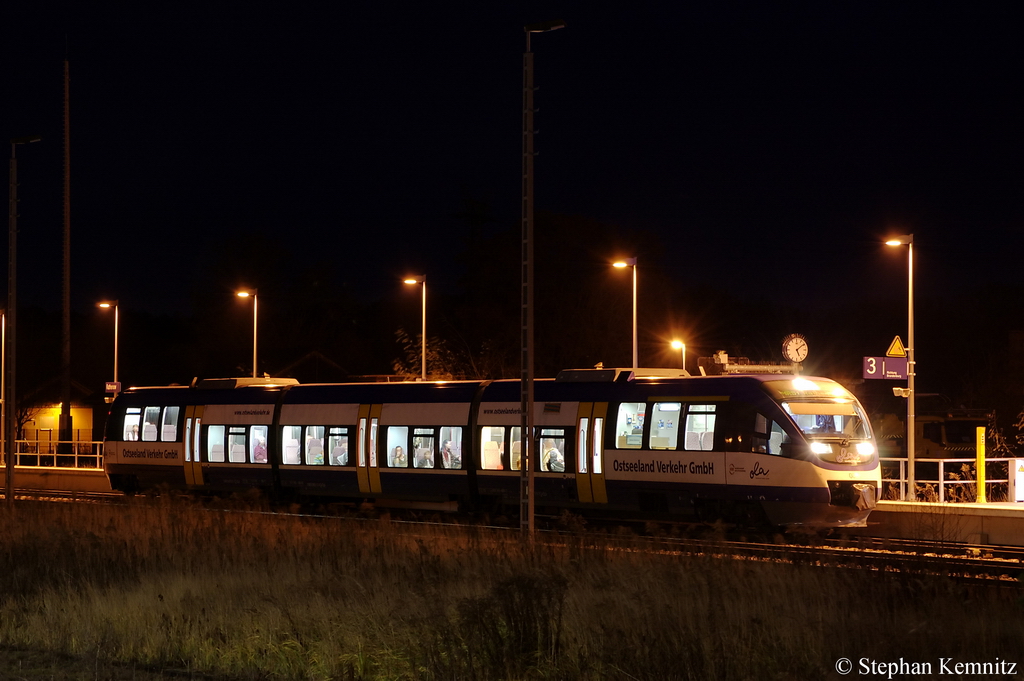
[103,368,880,528]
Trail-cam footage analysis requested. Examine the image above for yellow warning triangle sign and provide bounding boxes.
[886,336,907,358]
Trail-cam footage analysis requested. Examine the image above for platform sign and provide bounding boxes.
[105,381,121,393]
[1013,460,1024,503]
[863,356,908,380]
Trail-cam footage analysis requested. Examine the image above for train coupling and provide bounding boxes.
[828,481,877,510]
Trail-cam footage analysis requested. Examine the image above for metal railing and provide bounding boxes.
[880,456,1011,502]
[1,440,104,470]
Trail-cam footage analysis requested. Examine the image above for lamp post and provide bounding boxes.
[236,289,258,378]
[1,310,5,475]
[671,340,686,372]
[613,258,638,372]
[97,301,119,397]
[886,234,915,501]
[403,276,427,381]
[8,134,42,505]
[521,19,566,537]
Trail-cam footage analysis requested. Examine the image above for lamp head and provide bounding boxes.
[403,275,425,285]
[525,19,566,33]
[236,289,257,298]
[613,257,637,268]
[97,300,118,309]
[885,234,914,246]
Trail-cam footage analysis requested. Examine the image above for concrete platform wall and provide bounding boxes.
[868,501,1024,546]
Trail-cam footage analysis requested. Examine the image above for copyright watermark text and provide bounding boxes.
[835,657,1017,678]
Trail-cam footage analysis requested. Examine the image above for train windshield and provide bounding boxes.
[782,401,871,440]
[763,378,873,440]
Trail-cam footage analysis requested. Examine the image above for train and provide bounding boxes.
[102,367,880,528]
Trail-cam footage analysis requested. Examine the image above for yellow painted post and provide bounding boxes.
[976,426,986,503]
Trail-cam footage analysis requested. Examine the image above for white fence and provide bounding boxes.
[1,440,104,470]
[880,456,1014,502]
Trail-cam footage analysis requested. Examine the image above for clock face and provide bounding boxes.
[783,336,808,363]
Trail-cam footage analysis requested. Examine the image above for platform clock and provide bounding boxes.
[782,334,808,363]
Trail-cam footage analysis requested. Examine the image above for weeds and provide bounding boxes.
[0,498,1021,680]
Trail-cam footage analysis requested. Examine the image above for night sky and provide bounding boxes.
[3,5,1023,406]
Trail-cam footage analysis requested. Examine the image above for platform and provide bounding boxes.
[864,500,1024,547]
[9,467,112,494]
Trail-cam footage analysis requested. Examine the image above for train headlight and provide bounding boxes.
[810,442,832,455]
[856,442,875,456]
[792,378,820,391]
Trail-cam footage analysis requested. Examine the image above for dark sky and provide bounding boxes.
[3,5,1023,372]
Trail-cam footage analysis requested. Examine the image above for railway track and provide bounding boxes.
[9,490,1024,581]
[599,532,1024,582]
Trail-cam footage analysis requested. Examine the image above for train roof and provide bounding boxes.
[111,372,850,406]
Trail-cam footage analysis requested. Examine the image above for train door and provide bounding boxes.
[184,405,205,486]
[356,404,383,494]
[574,402,608,504]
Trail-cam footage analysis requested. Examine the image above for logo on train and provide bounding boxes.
[749,462,770,480]
[728,463,769,480]
[834,448,861,464]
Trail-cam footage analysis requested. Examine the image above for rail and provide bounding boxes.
[880,456,1011,502]
[1,440,104,470]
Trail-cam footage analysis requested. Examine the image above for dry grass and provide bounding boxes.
[0,497,1022,680]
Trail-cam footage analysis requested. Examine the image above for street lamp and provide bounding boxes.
[403,275,426,381]
[8,134,42,505]
[236,289,258,378]
[886,234,915,501]
[671,340,686,372]
[1,310,5,475]
[613,258,638,372]
[97,301,119,397]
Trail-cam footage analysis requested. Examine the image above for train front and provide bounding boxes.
[763,377,881,528]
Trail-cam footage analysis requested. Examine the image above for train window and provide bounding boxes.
[944,422,977,444]
[193,417,202,462]
[480,426,505,470]
[306,426,326,465]
[508,427,521,471]
[412,428,435,468]
[251,425,268,463]
[387,426,409,467]
[577,418,589,473]
[768,421,789,456]
[142,407,161,441]
[440,426,463,469]
[357,419,367,466]
[592,417,604,474]
[614,403,645,449]
[161,406,180,441]
[684,405,717,451]
[123,407,141,441]
[782,402,869,439]
[208,425,226,462]
[752,413,769,453]
[282,426,302,464]
[226,426,243,462]
[185,417,193,462]
[369,418,378,467]
[648,402,680,450]
[328,427,349,466]
[540,429,565,472]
